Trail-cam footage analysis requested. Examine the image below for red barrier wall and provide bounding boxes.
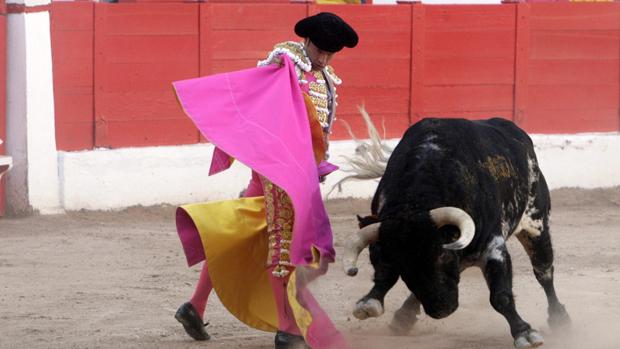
[94,3,200,148]
[414,5,516,121]
[521,3,620,133]
[51,2,95,151]
[50,3,620,151]
[1,0,7,216]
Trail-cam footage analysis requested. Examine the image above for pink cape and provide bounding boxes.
[173,55,335,266]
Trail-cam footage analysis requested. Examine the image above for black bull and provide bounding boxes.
[343,118,571,348]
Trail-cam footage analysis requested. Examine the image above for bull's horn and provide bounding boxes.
[343,223,380,276]
[429,207,475,250]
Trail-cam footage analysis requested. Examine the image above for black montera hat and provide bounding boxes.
[294,12,359,53]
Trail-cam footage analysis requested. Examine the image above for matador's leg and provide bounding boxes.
[260,176,302,337]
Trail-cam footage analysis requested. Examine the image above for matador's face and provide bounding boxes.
[304,39,335,71]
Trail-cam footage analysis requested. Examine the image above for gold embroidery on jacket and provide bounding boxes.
[309,70,330,128]
[261,177,294,277]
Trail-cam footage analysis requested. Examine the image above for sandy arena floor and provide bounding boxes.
[1,187,620,349]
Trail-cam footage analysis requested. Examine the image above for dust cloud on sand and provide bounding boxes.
[1,188,619,349]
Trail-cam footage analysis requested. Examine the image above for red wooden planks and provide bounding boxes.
[94,3,200,148]
[529,59,620,85]
[522,109,619,134]
[530,3,620,31]
[51,2,95,151]
[425,5,516,31]
[424,85,515,114]
[522,3,620,133]
[420,5,517,122]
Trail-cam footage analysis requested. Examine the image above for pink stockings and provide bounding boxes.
[189,263,213,319]
[268,266,301,335]
[187,171,300,335]
[188,262,300,335]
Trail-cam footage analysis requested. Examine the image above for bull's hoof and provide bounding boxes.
[514,329,544,349]
[388,308,417,335]
[353,298,384,320]
[345,267,358,277]
[548,304,571,330]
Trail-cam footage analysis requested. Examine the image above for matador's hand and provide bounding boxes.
[272,55,284,67]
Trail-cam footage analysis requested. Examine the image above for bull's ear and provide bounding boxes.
[356,215,364,229]
[357,214,381,229]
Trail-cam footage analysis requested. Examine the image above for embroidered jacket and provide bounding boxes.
[257,41,341,137]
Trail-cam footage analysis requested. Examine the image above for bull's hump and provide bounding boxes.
[481,155,516,181]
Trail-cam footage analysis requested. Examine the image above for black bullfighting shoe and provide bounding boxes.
[175,302,210,341]
[274,330,311,349]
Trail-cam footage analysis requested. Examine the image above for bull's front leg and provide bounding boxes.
[353,243,398,320]
[388,293,421,335]
[483,237,544,349]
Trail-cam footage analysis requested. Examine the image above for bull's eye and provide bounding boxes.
[440,225,460,243]
[448,230,461,242]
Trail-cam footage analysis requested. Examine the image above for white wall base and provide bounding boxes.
[57,133,620,212]
[532,134,620,190]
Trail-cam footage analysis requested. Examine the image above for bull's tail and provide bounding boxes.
[327,106,393,197]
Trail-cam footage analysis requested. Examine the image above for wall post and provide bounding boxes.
[409,1,425,125]
[513,2,530,126]
[5,0,62,214]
